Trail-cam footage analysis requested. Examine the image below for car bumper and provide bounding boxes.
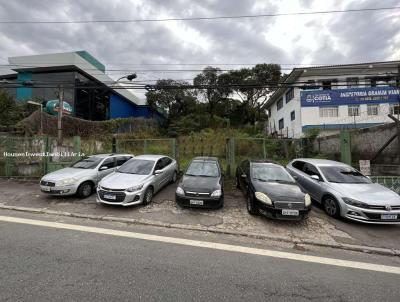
[342,204,400,224]
[40,184,78,196]
[256,200,311,220]
[96,187,146,206]
[175,194,223,209]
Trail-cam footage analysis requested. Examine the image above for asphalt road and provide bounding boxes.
[1,212,399,302]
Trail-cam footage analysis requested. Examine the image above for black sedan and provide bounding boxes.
[236,159,311,220]
[175,157,224,209]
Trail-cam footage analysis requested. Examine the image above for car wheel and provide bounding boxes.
[77,181,93,198]
[171,171,177,184]
[236,176,241,189]
[323,196,340,218]
[143,187,154,205]
[246,192,258,215]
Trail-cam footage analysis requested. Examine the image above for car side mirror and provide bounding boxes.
[154,169,163,175]
[311,175,320,181]
[99,166,108,171]
[293,175,299,180]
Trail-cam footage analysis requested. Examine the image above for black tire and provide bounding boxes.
[323,196,341,218]
[143,186,154,205]
[77,181,93,198]
[246,192,259,215]
[236,176,241,189]
[170,171,177,184]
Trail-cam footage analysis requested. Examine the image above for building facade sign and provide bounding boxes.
[301,87,400,107]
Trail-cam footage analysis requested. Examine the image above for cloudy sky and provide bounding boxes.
[0,0,399,99]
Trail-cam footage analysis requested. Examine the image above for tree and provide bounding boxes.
[0,89,36,127]
[193,67,232,117]
[145,79,197,122]
[224,64,281,124]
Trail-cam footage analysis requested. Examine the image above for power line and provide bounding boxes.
[0,6,399,24]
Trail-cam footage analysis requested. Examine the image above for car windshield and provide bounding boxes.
[251,164,295,183]
[117,159,155,175]
[319,166,371,184]
[186,161,220,177]
[71,156,103,169]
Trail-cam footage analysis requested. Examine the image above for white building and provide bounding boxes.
[265,61,400,138]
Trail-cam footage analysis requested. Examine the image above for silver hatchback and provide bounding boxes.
[40,154,133,198]
[97,154,178,206]
[287,159,400,224]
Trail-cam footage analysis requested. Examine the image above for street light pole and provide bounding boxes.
[57,85,64,145]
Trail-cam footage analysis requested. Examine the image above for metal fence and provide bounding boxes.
[370,176,400,194]
[116,138,176,159]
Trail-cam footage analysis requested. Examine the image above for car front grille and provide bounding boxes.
[98,190,126,202]
[99,186,126,192]
[185,191,211,197]
[367,205,400,210]
[40,180,55,187]
[363,212,400,221]
[274,201,305,210]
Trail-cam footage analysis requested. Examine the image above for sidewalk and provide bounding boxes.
[1,179,399,255]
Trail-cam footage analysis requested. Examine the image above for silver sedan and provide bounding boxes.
[97,154,178,206]
[286,158,400,224]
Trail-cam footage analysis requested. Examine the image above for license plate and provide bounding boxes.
[190,199,204,205]
[42,186,51,192]
[381,214,397,220]
[104,194,116,200]
[282,209,299,216]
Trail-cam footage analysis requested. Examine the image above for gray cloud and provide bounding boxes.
[0,0,399,98]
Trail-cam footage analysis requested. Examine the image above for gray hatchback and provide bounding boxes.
[287,158,400,224]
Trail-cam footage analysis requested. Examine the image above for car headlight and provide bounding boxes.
[211,190,222,197]
[305,194,312,207]
[342,197,369,208]
[176,187,184,196]
[126,184,143,192]
[255,192,272,205]
[56,178,78,186]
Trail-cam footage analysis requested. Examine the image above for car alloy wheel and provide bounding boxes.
[171,171,177,183]
[324,197,339,217]
[78,182,92,198]
[246,193,258,215]
[143,187,153,205]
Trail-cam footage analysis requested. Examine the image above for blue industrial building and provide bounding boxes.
[0,51,162,121]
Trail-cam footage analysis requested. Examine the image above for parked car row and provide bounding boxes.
[40,153,400,224]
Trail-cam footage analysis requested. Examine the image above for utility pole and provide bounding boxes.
[57,85,64,145]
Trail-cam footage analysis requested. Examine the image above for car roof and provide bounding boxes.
[192,156,219,162]
[134,154,168,160]
[292,158,349,167]
[249,159,282,166]
[91,153,133,158]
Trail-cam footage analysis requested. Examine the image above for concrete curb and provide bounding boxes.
[1,204,399,257]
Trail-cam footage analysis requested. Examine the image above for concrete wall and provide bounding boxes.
[313,123,399,164]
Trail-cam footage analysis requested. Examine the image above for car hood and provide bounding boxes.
[253,180,305,202]
[179,175,221,193]
[99,172,151,190]
[328,182,400,205]
[42,167,93,181]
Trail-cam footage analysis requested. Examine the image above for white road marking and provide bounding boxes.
[1,215,399,275]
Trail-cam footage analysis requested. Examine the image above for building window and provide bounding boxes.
[367,104,379,116]
[390,104,400,115]
[321,80,334,90]
[348,105,360,117]
[290,110,295,121]
[303,80,318,90]
[346,77,359,88]
[319,106,339,117]
[277,98,283,110]
[278,118,284,130]
[285,88,294,103]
